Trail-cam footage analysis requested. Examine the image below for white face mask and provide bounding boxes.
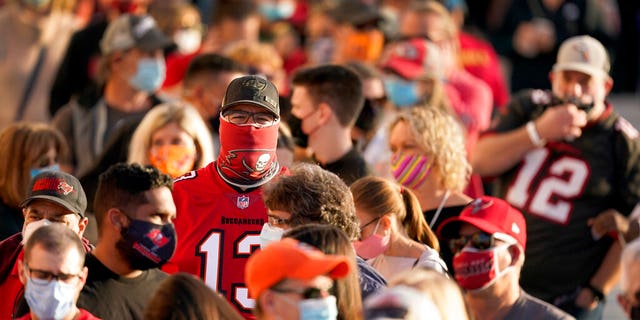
[22,219,52,244]
[173,28,202,55]
[259,223,285,249]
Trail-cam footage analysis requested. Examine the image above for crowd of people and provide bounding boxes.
[1,0,640,319]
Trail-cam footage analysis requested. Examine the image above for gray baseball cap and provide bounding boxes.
[100,14,173,55]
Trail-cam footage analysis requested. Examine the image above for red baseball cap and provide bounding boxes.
[379,38,443,80]
[437,196,527,249]
[245,238,352,298]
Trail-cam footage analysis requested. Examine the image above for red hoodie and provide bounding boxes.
[0,233,93,319]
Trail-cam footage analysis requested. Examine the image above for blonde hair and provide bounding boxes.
[390,107,470,192]
[223,40,283,71]
[407,0,458,40]
[0,122,68,208]
[350,176,439,252]
[389,268,470,320]
[128,102,215,169]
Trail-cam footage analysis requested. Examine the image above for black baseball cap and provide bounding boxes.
[20,171,87,217]
[221,75,280,117]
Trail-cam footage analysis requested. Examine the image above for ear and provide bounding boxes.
[317,102,334,126]
[379,214,393,234]
[77,217,89,237]
[259,291,277,315]
[108,208,126,232]
[22,207,28,219]
[17,259,26,285]
[604,76,614,95]
[507,244,523,267]
[548,71,556,83]
[79,266,88,287]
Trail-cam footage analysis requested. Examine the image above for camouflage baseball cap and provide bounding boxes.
[221,75,280,117]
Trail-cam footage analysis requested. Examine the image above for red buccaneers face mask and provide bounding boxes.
[216,116,280,188]
[453,244,513,291]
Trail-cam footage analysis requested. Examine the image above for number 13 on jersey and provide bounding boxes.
[197,229,262,310]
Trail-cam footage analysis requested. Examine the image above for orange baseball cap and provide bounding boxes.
[245,238,352,298]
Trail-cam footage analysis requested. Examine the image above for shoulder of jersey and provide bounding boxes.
[614,117,640,139]
[174,170,199,184]
[528,89,553,105]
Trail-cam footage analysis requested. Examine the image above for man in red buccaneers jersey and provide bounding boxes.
[170,75,286,318]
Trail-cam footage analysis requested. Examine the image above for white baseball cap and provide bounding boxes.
[552,35,610,79]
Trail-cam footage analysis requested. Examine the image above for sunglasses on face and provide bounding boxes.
[270,286,329,300]
[449,232,496,253]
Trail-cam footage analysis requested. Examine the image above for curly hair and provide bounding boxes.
[390,107,470,192]
[263,163,359,240]
[94,163,173,228]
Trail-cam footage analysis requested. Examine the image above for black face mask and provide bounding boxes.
[547,95,595,113]
[355,98,384,133]
[209,113,221,134]
[116,217,177,270]
[287,116,308,148]
[631,305,640,320]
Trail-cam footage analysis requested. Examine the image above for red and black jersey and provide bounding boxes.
[170,162,285,318]
[487,89,640,301]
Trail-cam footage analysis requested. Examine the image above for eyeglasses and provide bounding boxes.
[222,110,278,127]
[364,307,408,319]
[270,286,329,300]
[25,265,82,284]
[449,232,496,253]
[359,217,380,232]
[267,214,290,226]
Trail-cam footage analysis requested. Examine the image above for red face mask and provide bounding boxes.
[216,117,280,188]
[453,244,512,291]
[109,0,139,14]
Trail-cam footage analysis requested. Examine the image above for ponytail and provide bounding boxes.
[400,188,440,252]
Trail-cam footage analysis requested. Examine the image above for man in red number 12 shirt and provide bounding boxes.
[170,75,286,318]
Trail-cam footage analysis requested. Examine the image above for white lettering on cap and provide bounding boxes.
[133,17,156,39]
[512,222,520,234]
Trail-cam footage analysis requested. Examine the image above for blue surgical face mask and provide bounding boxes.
[24,277,76,320]
[30,164,60,179]
[259,1,295,22]
[128,57,166,92]
[383,77,419,108]
[298,295,338,320]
